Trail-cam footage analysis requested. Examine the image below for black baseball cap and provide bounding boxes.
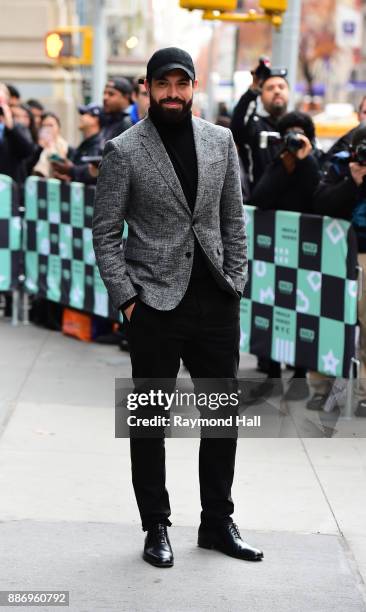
[106,78,133,96]
[142,47,195,83]
[78,103,102,117]
[262,67,288,84]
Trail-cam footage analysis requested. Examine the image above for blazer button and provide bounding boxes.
[185,252,192,258]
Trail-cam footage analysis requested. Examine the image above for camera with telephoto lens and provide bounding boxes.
[259,130,305,153]
[352,141,366,166]
[252,57,271,83]
[283,131,305,154]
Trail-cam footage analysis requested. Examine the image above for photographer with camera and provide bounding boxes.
[251,111,321,214]
[321,96,366,168]
[249,112,320,396]
[314,122,366,234]
[313,122,366,415]
[231,58,289,191]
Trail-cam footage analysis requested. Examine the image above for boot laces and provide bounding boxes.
[156,524,168,544]
[228,522,241,539]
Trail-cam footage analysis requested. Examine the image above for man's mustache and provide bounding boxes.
[159,98,184,105]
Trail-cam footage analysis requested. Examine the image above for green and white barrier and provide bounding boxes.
[240,207,358,377]
[21,178,358,376]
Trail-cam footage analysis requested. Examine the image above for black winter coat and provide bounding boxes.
[70,132,102,185]
[100,111,132,146]
[251,153,321,214]
[230,88,282,189]
[0,123,34,183]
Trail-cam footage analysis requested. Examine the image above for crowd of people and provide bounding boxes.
[0,76,150,187]
[230,60,366,414]
[1,60,366,414]
[0,75,149,336]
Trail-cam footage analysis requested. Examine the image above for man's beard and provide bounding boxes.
[149,94,193,124]
[268,100,287,118]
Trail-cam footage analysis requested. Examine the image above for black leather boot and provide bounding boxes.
[198,522,263,561]
[143,524,174,567]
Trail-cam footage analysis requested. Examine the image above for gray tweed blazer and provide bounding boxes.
[92,115,247,310]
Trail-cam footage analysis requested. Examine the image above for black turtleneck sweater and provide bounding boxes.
[150,111,198,210]
[149,109,211,281]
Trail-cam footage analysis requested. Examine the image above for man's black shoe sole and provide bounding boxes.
[143,553,174,567]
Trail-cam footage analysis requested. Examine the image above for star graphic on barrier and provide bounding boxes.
[321,350,340,376]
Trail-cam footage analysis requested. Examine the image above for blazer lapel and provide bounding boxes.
[139,117,191,215]
[192,117,210,216]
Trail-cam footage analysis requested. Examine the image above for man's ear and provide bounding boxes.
[193,79,199,91]
[144,79,151,96]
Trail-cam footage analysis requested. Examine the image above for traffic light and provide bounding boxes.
[180,0,287,26]
[180,0,237,10]
[45,27,93,66]
[45,32,71,59]
[259,0,287,11]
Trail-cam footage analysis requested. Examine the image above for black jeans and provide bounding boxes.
[126,277,240,531]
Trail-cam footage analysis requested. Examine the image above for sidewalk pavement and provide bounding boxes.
[1,318,366,612]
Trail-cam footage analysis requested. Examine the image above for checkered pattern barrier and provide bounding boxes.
[23,177,119,320]
[240,207,358,377]
[20,178,358,376]
[0,174,22,291]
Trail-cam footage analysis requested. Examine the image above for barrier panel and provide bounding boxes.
[22,178,358,377]
[23,177,119,320]
[240,207,358,377]
[0,174,22,292]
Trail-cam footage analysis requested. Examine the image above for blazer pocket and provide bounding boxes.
[209,158,225,166]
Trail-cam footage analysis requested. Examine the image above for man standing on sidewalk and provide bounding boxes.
[93,47,263,567]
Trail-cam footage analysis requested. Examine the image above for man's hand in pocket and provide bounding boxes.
[124,302,136,322]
